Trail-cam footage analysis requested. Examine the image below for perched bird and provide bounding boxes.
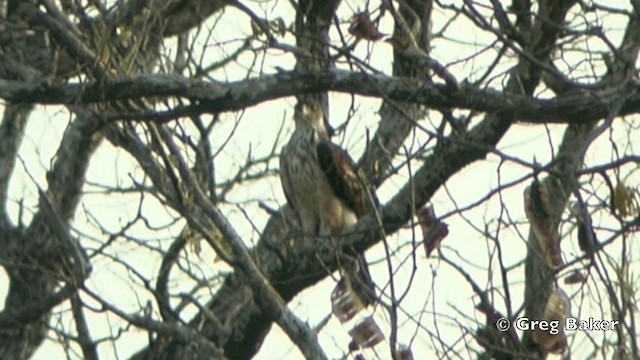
[280,102,377,314]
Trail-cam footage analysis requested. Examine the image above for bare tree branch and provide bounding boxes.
[3,70,640,125]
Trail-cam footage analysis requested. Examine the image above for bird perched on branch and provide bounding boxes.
[279,102,377,315]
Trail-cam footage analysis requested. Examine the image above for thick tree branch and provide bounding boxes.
[70,294,99,360]
[2,70,640,124]
[521,8,640,358]
[0,284,77,328]
[0,104,31,226]
[0,110,102,359]
[1,1,636,359]
[361,0,432,187]
[156,124,329,360]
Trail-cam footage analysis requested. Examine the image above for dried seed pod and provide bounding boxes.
[613,179,639,218]
[524,180,563,268]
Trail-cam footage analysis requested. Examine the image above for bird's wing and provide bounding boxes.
[316,141,377,217]
[317,141,379,309]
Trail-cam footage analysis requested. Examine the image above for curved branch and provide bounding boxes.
[0,104,31,226]
[0,111,102,359]
[361,0,432,187]
[130,75,544,360]
[2,70,640,124]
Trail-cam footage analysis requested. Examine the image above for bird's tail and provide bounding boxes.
[331,254,385,352]
[348,253,376,307]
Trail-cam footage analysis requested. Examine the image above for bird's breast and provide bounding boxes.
[282,141,358,235]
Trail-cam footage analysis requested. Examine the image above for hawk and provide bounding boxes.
[280,102,377,314]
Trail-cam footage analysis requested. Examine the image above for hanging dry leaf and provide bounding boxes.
[331,278,367,323]
[394,344,414,360]
[570,203,597,254]
[348,12,385,41]
[533,287,571,354]
[613,179,638,218]
[564,270,586,285]
[348,316,384,348]
[418,206,449,257]
[524,179,563,268]
[348,340,360,353]
[577,219,597,253]
[475,302,519,348]
[180,225,202,257]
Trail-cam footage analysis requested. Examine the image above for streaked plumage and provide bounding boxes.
[280,102,376,308]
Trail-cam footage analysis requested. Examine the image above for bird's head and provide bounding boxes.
[294,102,333,139]
[295,102,323,124]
